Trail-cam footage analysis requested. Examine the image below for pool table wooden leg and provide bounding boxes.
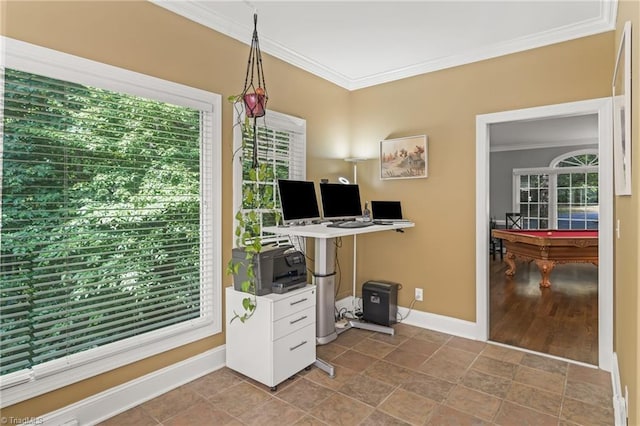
[504,251,517,276]
[534,259,555,288]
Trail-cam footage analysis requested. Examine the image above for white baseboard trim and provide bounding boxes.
[397,304,479,340]
[337,296,478,340]
[41,296,610,425]
[611,352,628,426]
[37,297,476,426]
[38,346,226,426]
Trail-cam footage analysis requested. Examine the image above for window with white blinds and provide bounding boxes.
[0,38,222,406]
[232,110,306,245]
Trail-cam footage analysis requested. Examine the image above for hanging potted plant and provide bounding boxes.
[226,12,273,323]
[243,87,266,118]
[239,14,268,119]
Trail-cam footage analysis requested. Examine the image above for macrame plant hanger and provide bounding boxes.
[241,13,268,169]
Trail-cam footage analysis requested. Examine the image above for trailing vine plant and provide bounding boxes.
[226,12,274,323]
[226,103,279,323]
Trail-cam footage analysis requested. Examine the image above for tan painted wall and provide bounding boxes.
[0,0,350,418]
[0,0,625,420]
[348,34,614,319]
[614,1,640,424]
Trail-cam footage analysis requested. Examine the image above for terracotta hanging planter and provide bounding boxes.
[243,92,266,118]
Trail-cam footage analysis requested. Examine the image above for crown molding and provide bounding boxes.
[152,0,618,91]
[490,137,599,153]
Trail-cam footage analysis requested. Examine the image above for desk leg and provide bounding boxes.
[348,319,395,336]
[313,358,335,378]
[315,237,337,345]
[313,237,337,379]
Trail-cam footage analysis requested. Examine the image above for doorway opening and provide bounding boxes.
[475,98,613,371]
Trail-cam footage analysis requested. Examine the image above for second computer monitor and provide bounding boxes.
[319,183,363,221]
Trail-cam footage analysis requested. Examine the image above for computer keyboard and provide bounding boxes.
[327,221,375,229]
[373,219,411,225]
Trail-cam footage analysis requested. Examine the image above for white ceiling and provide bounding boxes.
[489,114,599,152]
[152,0,614,150]
[153,0,616,91]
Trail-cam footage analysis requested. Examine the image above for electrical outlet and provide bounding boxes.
[415,288,423,302]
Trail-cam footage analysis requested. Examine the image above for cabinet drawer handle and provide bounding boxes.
[290,340,308,351]
[290,315,307,325]
[290,297,307,306]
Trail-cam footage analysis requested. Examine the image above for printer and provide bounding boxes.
[232,244,307,295]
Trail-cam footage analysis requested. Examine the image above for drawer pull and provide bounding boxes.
[290,297,308,306]
[290,315,308,325]
[290,340,308,351]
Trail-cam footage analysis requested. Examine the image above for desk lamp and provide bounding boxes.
[344,157,366,184]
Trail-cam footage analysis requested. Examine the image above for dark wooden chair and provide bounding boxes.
[505,212,523,229]
[490,218,503,260]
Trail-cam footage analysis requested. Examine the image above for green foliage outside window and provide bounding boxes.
[1,69,202,375]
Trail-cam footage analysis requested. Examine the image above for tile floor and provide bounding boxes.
[99,323,614,425]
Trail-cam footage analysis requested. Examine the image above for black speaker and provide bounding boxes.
[362,280,399,326]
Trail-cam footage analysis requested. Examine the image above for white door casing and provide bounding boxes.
[475,98,613,371]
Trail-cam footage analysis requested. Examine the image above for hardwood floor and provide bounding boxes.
[489,257,598,365]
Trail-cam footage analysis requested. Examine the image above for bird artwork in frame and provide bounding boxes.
[380,134,428,180]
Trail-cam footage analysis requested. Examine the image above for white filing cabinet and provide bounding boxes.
[225,285,316,390]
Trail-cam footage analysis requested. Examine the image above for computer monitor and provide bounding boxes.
[371,201,403,220]
[319,183,363,221]
[277,179,321,225]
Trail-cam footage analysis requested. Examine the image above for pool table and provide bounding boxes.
[490,229,598,288]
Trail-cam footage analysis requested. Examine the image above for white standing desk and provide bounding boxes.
[263,221,414,377]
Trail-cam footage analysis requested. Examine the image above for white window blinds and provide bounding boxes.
[232,110,306,245]
[0,37,221,406]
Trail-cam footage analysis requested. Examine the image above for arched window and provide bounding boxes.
[513,149,598,230]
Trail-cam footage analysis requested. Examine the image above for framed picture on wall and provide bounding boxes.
[612,21,632,196]
[379,134,428,180]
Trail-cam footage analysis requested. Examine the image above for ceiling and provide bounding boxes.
[489,114,599,152]
[153,0,616,91]
[152,0,614,150]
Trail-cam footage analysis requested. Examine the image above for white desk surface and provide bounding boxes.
[263,221,414,239]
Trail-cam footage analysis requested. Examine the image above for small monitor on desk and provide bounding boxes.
[319,183,363,221]
[277,179,321,225]
[371,201,404,221]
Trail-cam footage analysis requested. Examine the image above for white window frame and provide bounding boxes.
[231,109,307,246]
[0,37,222,406]
[512,172,551,229]
[512,148,598,229]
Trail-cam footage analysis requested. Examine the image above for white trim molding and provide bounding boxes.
[611,353,629,425]
[37,305,620,425]
[337,296,478,340]
[0,36,224,406]
[150,0,617,91]
[34,347,226,426]
[476,98,614,371]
